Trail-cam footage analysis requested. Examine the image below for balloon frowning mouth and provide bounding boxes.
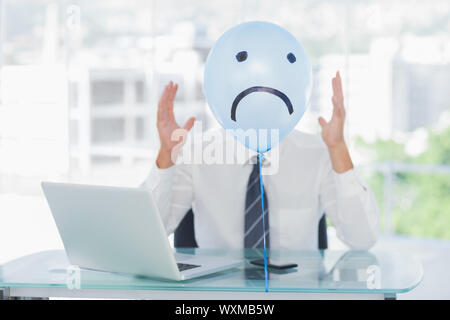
[231,86,293,121]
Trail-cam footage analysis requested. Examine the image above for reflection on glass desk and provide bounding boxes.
[0,249,423,300]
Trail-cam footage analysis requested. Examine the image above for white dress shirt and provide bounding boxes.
[143,128,380,250]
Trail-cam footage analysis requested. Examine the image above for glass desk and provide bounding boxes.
[0,249,422,300]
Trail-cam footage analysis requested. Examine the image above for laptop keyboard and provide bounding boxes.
[177,262,201,272]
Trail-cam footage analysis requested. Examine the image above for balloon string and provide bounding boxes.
[258,152,269,292]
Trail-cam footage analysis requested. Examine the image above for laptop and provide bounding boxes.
[41,182,241,281]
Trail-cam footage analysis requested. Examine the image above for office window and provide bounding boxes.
[91,118,125,144]
[1,0,450,263]
[135,80,146,105]
[91,80,125,106]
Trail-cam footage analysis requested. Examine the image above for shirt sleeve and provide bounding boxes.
[141,162,194,235]
[319,156,380,250]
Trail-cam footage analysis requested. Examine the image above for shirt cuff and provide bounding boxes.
[145,162,175,191]
[333,168,367,198]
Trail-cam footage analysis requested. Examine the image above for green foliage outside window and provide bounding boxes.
[356,125,450,239]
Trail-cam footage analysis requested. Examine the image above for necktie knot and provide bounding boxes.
[248,155,270,167]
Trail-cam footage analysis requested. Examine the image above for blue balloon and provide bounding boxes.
[204,21,312,153]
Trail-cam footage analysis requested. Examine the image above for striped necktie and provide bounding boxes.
[244,162,270,249]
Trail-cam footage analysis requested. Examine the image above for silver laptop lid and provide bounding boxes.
[41,182,181,280]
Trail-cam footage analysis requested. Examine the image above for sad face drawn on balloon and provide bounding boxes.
[204,21,312,152]
[230,50,296,122]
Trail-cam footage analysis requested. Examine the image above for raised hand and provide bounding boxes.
[318,71,345,149]
[156,81,195,168]
[318,71,353,173]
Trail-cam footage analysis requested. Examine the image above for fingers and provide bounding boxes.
[331,96,346,121]
[332,76,338,97]
[331,71,345,118]
[159,81,177,105]
[336,71,344,101]
[318,116,327,128]
[157,85,168,121]
[331,95,340,114]
[183,117,196,131]
[332,72,343,98]
[158,81,177,121]
[159,83,170,109]
[169,83,178,102]
[159,82,171,107]
[163,81,177,104]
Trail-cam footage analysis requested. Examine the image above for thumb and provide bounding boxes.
[183,117,196,131]
[318,117,327,129]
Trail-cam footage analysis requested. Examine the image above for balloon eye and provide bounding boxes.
[236,51,248,62]
[287,52,296,63]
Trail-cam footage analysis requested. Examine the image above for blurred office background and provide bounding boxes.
[0,0,449,298]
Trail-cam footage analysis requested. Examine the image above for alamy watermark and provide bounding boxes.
[66,5,81,30]
[366,265,381,289]
[169,121,280,175]
[66,265,81,290]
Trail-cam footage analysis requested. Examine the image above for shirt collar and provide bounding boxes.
[222,130,284,168]
[244,148,274,168]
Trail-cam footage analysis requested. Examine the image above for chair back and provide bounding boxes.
[174,209,328,249]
